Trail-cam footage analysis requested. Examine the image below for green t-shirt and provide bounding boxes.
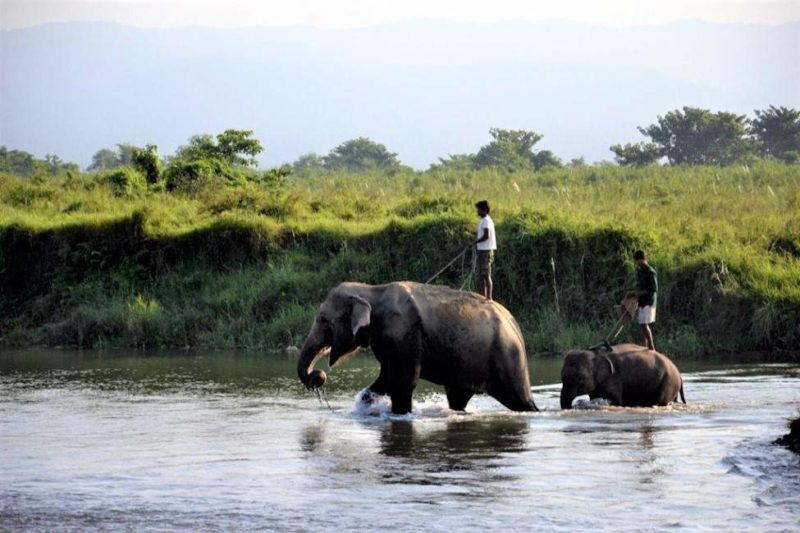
[636,264,658,307]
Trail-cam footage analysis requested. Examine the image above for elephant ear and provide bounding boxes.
[592,351,616,383]
[350,296,371,337]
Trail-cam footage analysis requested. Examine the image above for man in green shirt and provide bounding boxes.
[630,249,658,351]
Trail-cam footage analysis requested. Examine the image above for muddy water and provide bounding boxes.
[1,350,798,531]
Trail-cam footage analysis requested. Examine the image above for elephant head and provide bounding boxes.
[297,284,373,390]
[560,349,616,409]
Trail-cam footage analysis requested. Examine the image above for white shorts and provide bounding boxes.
[638,306,656,325]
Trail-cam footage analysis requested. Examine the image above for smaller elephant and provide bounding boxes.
[560,343,686,409]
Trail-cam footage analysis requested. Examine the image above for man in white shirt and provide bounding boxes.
[474,200,497,300]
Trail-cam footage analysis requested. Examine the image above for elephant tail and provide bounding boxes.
[679,380,687,404]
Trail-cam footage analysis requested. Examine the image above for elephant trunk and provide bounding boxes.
[560,385,577,409]
[297,325,329,390]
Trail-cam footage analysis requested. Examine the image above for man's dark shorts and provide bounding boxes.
[477,250,494,276]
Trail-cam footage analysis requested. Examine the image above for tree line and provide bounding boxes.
[610,106,800,166]
[1,106,797,183]
[0,146,79,177]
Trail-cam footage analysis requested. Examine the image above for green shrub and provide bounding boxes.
[164,159,246,192]
[1,163,798,356]
[96,167,147,197]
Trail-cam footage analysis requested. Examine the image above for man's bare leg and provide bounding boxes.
[478,274,493,300]
[641,324,655,351]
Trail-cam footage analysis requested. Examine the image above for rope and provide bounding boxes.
[458,247,477,291]
[604,313,628,342]
[424,245,473,285]
[602,297,639,344]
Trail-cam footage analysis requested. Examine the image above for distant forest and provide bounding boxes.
[2,106,798,185]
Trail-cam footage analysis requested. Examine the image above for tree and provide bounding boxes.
[751,106,800,163]
[43,154,79,175]
[215,129,263,167]
[174,129,262,167]
[568,157,587,168]
[323,137,401,172]
[0,146,36,176]
[531,149,563,170]
[428,153,475,171]
[88,143,138,171]
[116,144,137,166]
[88,148,120,171]
[473,128,543,171]
[131,144,163,184]
[609,142,662,166]
[0,146,76,176]
[292,152,325,174]
[638,107,753,165]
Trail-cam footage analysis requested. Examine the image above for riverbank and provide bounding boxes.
[2,163,798,358]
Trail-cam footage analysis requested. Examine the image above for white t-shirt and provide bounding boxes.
[476,215,497,251]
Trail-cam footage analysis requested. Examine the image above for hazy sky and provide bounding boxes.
[2,0,800,29]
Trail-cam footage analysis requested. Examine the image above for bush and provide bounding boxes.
[131,144,163,184]
[164,159,246,192]
[1,163,798,356]
[96,167,147,197]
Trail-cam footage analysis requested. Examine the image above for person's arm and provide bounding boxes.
[475,227,489,245]
[627,270,646,298]
[629,271,656,298]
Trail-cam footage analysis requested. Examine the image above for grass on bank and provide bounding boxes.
[1,161,798,357]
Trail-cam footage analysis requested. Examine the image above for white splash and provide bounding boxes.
[571,394,611,409]
[350,388,465,420]
[351,388,394,418]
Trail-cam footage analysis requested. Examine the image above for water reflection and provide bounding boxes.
[2,350,799,531]
[376,417,529,463]
[632,423,665,486]
[300,416,530,485]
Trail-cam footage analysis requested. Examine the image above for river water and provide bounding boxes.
[1,350,798,531]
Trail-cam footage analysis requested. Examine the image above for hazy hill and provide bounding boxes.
[1,19,798,167]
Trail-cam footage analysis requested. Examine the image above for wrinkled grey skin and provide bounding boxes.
[560,343,686,409]
[297,281,539,414]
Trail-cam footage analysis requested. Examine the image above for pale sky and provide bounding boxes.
[2,0,799,29]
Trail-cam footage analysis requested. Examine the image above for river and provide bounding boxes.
[1,349,798,531]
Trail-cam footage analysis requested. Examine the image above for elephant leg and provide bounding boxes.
[387,356,421,415]
[368,365,389,396]
[592,382,622,406]
[487,349,539,412]
[390,388,414,415]
[381,331,422,415]
[489,386,537,412]
[445,386,474,411]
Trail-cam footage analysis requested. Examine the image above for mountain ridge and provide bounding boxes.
[1,20,797,168]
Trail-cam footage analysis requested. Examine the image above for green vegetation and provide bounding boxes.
[2,107,799,357]
[614,106,800,166]
[293,137,404,175]
[2,157,798,358]
[0,146,79,177]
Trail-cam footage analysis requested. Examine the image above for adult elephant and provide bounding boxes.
[560,343,686,409]
[297,281,539,414]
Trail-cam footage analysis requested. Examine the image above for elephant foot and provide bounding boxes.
[389,391,414,415]
[445,386,474,411]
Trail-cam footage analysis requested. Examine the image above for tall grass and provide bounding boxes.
[1,161,798,358]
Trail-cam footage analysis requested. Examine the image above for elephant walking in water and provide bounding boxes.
[297,281,539,414]
[560,343,686,408]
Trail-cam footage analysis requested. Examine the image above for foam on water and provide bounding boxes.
[571,394,611,409]
[349,387,478,421]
